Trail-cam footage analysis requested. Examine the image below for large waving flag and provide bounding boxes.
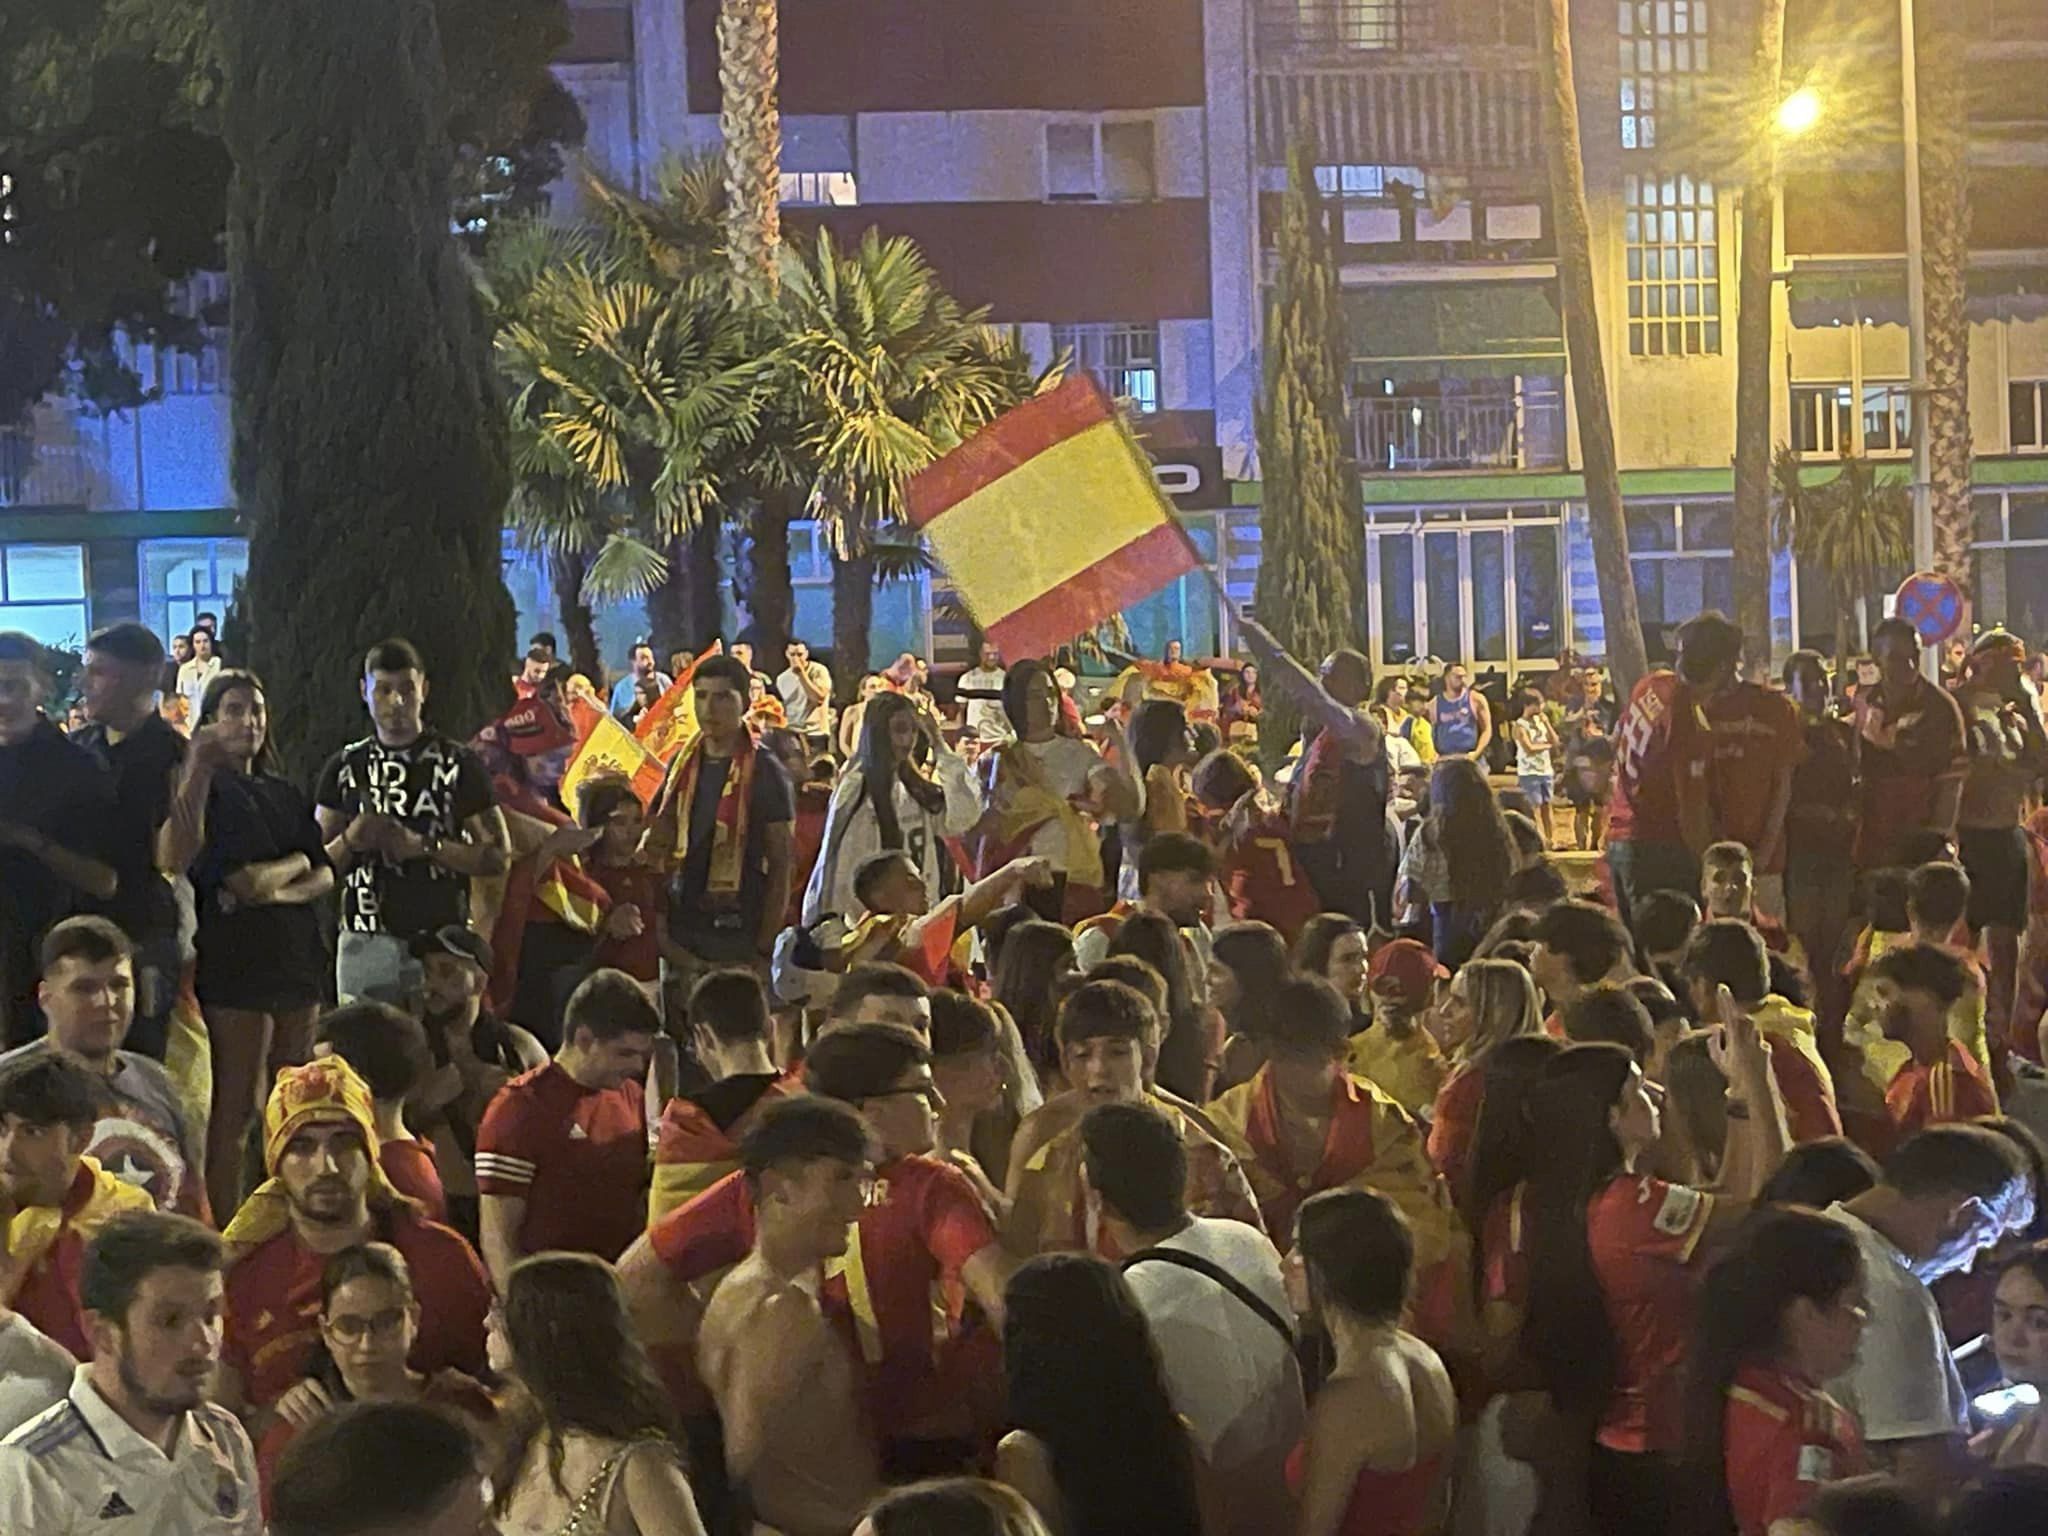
[561,707,666,816]
[906,375,1200,660]
[635,645,714,762]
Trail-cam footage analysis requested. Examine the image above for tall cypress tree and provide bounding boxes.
[219,0,515,781]
[1254,140,1365,773]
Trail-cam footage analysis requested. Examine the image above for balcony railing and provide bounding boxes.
[1256,0,1534,55]
[1351,389,1565,473]
[1255,56,1544,172]
[0,431,94,510]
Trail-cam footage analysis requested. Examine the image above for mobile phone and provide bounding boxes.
[1973,1383,2041,1422]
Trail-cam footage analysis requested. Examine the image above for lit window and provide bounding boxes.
[1312,164,1426,201]
[1044,120,1155,203]
[0,543,89,648]
[138,538,248,644]
[778,171,859,207]
[1619,0,1710,149]
[1623,172,1720,356]
[1051,324,1161,413]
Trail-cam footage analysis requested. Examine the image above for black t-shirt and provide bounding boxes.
[73,714,187,944]
[665,750,795,961]
[314,731,496,939]
[190,769,332,1010]
[0,719,116,1000]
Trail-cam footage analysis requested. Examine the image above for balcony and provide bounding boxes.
[0,431,93,510]
[1350,385,1566,473]
[1789,382,1913,461]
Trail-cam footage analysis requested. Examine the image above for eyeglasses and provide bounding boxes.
[325,1308,408,1343]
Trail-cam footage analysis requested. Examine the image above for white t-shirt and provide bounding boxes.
[1123,1218,1305,1536]
[175,656,221,714]
[0,1316,74,1439]
[959,666,1010,742]
[1823,1204,1968,1443]
[778,662,835,736]
[801,751,982,926]
[999,736,1105,867]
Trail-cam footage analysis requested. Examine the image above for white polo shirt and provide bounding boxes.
[0,1366,259,1535]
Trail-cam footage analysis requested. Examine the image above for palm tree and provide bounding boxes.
[718,0,780,291]
[771,228,1049,689]
[1912,3,1974,597]
[1772,445,1911,675]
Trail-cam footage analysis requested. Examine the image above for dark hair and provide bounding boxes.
[1501,810,1545,862]
[1190,749,1255,811]
[1782,649,1827,691]
[1426,758,1516,907]
[1135,831,1214,890]
[1758,1138,1881,1208]
[1883,1123,2026,1202]
[979,903,1035,979]
[1055,980,1158,1049]
[1561,984,1654,1063]
[1297,1187,1411,1323]
[1979,1116,2048,1243]
[0,1053,104,1132]
[1129,699,1191,779]
[1869,942,1975,1009]
[1258,975,1352,1059]
[830,962,931,1022]
[1674,611,1743,686]
[196,668,282,775]
[524,645,552,666]
[992,921,1077,1077]
[1460,1034,1566,1288]
[362,637,423,678]
[0,631,47,670]
[38,914,133,975]
[1871,615,1921,654]
[1522,1044,1639,1418]
[853,849,918,911]
[1800,1478,1939,1536]
[1214,920,1298,1035]
[1001,660,1057,736]
[1080,1101,1187,1232]
[1906,860,1970,931]
[1632,889,1701,958]
[1086,957,1166,1014]
[1701,840,1752,873]
[689,967,771,1045]
[495,1253,681,1508]
[1679,1207,1864,1536]
[739,1095,871,1188]
[577,776,642,833]
[1948,1470,2048,1536]
[1104,911,1205,1100]
[271,1402,479,1536]
[1534,900,1633,987]
[78,1210,223,1323]
[1865,868,1912,933]
[1627,974,1691,1034]
[1292,914,1360,981]
[691,654,752,695]
[804,1022,931,1104]
[855,692,946,853]
[1501,862,1570,910]
[86,621,164,671]
[316,1002,430,1102]
[1002,1254,1204,1536]
[321,1241,414,1312]
[928,990,999,1058]
[563,967,662,1043]
[529,631,558,651]
[1682,919,1770,1006]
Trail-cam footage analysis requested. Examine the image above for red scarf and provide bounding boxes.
[658,729,757,896]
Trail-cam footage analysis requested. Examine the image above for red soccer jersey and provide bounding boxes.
[380,1136,448,1225]
[1479,1185,1531,1317]
[1606,672,1711,846]
[1704,684,1807,873]
[1885,1039,1999,1136]
[650,1155,998,1438]
[224,1207,491,1407]
[475,1062,648,1263]
[1220,817,1322,943]
[1427,1062,1486,1194]
[1724,1362,1866,1536]
[1587,1173,1714,1453]
[588,860,664,982]
[1767,1040,1844,1145]
[1852,681,1968,869]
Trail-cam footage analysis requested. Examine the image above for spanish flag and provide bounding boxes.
[560,711,666,817]
[636,645,713,762]
[907,375,1200,659]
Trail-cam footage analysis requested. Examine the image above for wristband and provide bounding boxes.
[1725,1098,1752,1120]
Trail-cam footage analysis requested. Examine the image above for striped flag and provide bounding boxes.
[906,375,1200,659]
[560,708,666,817]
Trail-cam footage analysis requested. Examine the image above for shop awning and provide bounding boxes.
[1343,280,1564,382]
[1786,259,2048,327]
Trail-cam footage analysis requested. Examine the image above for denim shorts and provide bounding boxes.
[1517,773,1554,806]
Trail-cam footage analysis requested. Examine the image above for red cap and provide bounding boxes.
[1367,938,1448,1008]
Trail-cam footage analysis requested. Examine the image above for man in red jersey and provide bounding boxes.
[1189,751,1320,943]
[1606,612,1741,929]
[475,968,656,1288]
[1872,944,1998,1145]
[314,1002,446,1223]
[1853,619,1966,874]
[219,1057,488,1413]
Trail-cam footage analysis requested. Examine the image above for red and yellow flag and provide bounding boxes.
[906,375,1199,660]
[562,709,666,816]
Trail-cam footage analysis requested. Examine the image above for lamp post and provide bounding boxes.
[1899,0,1938,675]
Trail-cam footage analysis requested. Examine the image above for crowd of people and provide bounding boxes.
[7,604,2048,1535]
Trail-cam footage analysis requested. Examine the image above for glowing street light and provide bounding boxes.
[1777,87,1823,137]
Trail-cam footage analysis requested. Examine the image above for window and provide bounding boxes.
[138,538,247,646]
[1860,382,1912,455]
[0,543,89,647]
[779,171,858,207]
[1627,499,1732,641]
[2011,380,2048,451]
[1624,172,1719,355]
[1619,0,1710,149]
[1044,119,1155,203]
[1051,324,1161,413]
[1313,163,1426,201]
[1791,383,1854,456]
[1972,489,2048,647]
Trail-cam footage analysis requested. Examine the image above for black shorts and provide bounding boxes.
[1958,825,2031,930]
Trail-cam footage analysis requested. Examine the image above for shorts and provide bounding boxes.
[1959,824,2031,930]
[1518,773,1554,806]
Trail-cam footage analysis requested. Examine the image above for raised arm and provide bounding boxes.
[1237,615,1383,757]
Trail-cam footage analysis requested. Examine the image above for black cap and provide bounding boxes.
[409,925,493,974]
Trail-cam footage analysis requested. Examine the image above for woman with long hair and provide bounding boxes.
[1212,920,1297,1094]
[1677,1207,1868,1535]
[997,1253,1206,1536]
[1106,909,1220,1103]
[858,1478,1053,1536]
[1987,1240,2048,1467]
[1425,958,1542,1192]
[1395,758,1517,968]
[805,689,979,926]
[257,1244,495,1512]
[1521,1012,1787,1536]
[1286,1189,1456,1536]
[159,668,334,1222]
[1117,699,1197,900]
[492,1252,707,1535]
[992,919,1079,1092]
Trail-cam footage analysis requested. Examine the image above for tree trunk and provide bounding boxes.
[1537,0,1648,696]
[1915,3,1974,599]
[687,514,724,653]
[718,0,781,292]
[747,492,795,658]
[646,514,727,660]
[1833,604,1852,682]
[549,548,599,680]
[1732,0,1787,675]
[831,549,875,702]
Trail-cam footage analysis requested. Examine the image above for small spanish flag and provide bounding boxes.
[906,375,1200,660]
[635,647,711,763]
[560,711,666,817]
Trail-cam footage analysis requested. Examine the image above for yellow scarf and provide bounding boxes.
[7,1157,154,1282]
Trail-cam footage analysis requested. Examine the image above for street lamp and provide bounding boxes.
[1776,87,1823,137]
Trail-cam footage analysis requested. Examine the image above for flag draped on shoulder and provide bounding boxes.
[906,375,1200,660]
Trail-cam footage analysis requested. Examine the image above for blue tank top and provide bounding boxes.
[1433,691,1480,754]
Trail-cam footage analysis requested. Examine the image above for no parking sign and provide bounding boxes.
[1893,571,1965,645]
